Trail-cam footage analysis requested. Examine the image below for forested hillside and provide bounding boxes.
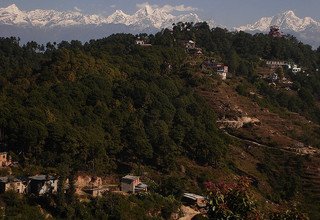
[0,34,228,174]
[0,22,320,219]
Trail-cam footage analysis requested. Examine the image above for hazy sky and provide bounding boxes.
[0,0,319,27]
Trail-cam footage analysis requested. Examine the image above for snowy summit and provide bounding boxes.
[236,10,320,48]
[0,3,211,29]
[237,10,320,32]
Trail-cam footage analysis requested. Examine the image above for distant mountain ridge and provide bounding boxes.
[236,10,320,48]
[1,4,319,48]
[0,4,213,30]
[0,3,217,44]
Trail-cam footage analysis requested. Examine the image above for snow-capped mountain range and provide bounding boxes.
[0,4,207,29]
[237,10,320,48]
[0,4,319,48]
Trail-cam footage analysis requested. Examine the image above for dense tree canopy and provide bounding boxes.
[1,22,320,174]
[0,33,227,175]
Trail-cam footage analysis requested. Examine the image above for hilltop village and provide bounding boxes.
[0,150,210,219]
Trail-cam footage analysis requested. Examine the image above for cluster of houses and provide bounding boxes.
[135,37,204,56]
[0,174,58,195]
[134,37,230,81]
[0,156,149,198]
[201,59,228,80]
[0,173,149,198]
[0,151,150,197]
[266,60,302,74]
[182,40,230,80]
[0,171,207,210]
[183,40,203,56]
[135,37,152,47]
[0,173,207,209]
[0,152,207,210]
[0,151,59,196]
[258,60,298,90]
[75,174,148,197]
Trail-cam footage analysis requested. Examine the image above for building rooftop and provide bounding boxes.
[121,175,139,184]
[0,176,21,183]
[122,175,139,180]
[29,175,56,181]
[136,183,148,189]
[183,193,205,200]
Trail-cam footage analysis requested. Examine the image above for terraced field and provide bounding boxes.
[195,73,320,218]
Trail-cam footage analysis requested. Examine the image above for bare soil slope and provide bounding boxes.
[195,75,320,218]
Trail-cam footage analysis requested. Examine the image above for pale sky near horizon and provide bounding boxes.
[0,0,319,27]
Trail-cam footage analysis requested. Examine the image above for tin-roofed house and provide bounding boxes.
[0,176,26,194]
[134,182,148,193]
[216,64,228,80]
[28,175,58,196]
[182,193,207,208]
[184,40,196,50]
[121,175,148,193]
[135,37,152,47]
[292,65,302,74]
[201,60,228,80]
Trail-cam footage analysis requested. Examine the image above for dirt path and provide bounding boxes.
[178,206,200,220]
[196,76,320,150]
[224,131,299,155]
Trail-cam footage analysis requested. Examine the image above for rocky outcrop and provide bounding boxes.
[217,116,260,129]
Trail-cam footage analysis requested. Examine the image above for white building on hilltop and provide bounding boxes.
[121,175,148,193]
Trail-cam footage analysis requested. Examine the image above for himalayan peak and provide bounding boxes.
[236,10,320,48]
[237,10,320,32]
[0,4,210,29]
